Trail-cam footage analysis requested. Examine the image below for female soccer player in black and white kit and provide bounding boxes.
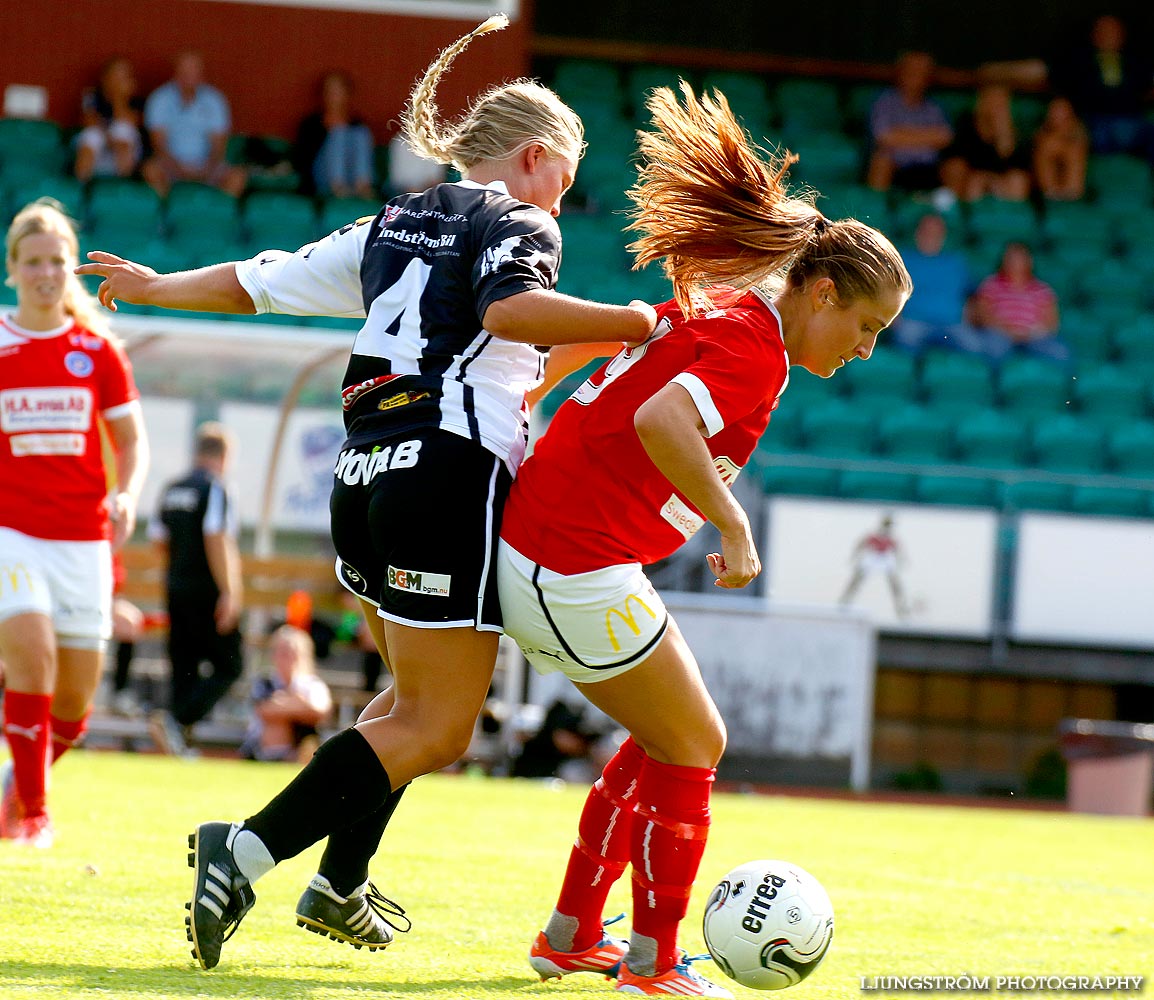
[79,15,656,970]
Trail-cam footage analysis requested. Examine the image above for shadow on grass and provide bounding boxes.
[0,960,537,997]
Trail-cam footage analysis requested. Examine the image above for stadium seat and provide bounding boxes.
[915,474,999,507]
[1071,484,1151,517]
[953,408,1027,468]
[243,191,323,251]
[837,469,916,501]
[839,346,918,407]
[1087,154,1152,207]
[876,404,953,462]
[1041,201,1116,251]
[774,78,842,133]
[626,65,695,114]
[319,197,381,234]
[166,182,240,244]
[920,350,996,412]
[9,175,84,220]
[1001,479,1071,512]
[817,185,890,229]
[1107,420,1154,476]
[1112,206,1154,258]
[1076,366,1147,424]
[759,464,838,497]
[1056,307,1111,364]
[87,179,162,238]
[701,71,773,134]
[843,83,885,134]
[0,118,65,171]
[760,405,802,453]
[789,131,861,187]
[800,398,874,458]
[929,90,973,125]
[1112,315,1154,375]
[964,198,1039,246]
[551,60,622,103]
[1074,258,1150,314]
[997,356,1073,416]
[1029,413,1106,474]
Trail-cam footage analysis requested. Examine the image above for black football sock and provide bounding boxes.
[318,782,410,897]
[242,728,392,863]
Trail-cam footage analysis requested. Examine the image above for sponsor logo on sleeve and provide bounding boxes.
[387,566,451,597]
[659,494,705,540]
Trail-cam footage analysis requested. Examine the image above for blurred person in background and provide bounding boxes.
[940,84,1032,202]
[0,199,148,848]
[240,625,332,764]
[866,51,954,193]
[142,51,246,197]
[967,241,1068,365]
[1032,96,1089,201]
[147,422,244,756]
[295,71,377,199]
[78,14,656,972]
[74,56,146,182]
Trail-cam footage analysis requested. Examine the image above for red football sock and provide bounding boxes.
[3,691,52,819]
[554,736,645,950]
[630,754,715,975]
[50,710,89,764]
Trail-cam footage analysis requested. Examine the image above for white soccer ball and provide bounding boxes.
[701,859,834,991]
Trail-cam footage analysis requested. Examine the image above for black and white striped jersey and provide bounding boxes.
[235,179,562,472]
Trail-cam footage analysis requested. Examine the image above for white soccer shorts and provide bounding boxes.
[0,526,112,646]
[497,540,669,684]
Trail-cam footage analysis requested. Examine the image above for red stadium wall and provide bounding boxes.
[1,0,532,141]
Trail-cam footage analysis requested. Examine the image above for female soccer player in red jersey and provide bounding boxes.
[501,84,911,997]
[0,199,148,848]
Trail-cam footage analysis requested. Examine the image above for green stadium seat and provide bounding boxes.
[1088,154,1152,207]
[166,182,240,246]
[775,78,842,133]
[1070,485,1151,517]
[1029,413,1106,473]
[759,464,838,497]
[1112,315,1154,374]
[915,474,999,507]
[8,175,85,221]
[319,197,381,234]
[244,191,322,251]
[839,346,918,406]
[817,184,889,229]
[1056,307,1111,363]
[997,356,1074,415]
[1041,201,1116,250]
[837,469,916,501]
[760,405,803,453]
[790,131,861,187]
[701,71,773,134]
[552,60,622,103]
[843,83,885,134]
[920,350,996,412]
[86,178,162,237]
[800,398,874,458]
[1107,420,1154,476]
[876,404,952,462]
[1074,258,1150,311]
[953,407,1027,468]
[0,118,65,170]
[1112,207,1154,257]
[784,365,842,407]
[964,198,1039,246]
[1001,479,1071,511]
[626,65,695,114]
[930,90,973,124]
[1076,366,1147,424]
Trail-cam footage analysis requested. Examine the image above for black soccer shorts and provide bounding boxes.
[330,428,511,631]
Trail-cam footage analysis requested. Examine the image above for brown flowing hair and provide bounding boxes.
[627,83,911,316]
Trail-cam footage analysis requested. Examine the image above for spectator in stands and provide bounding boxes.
[890,212,983,355]
[866,51,953,193]
[1032,96,1089,201]
[141,51,246,197]
[511,699,602,780]
[1049,14,1153,158]
[967,242,1069,364]
[385,134,448,196]
[74,56,145,182]
[240,625,332,764]
[295,71,377,199]
[940,84,1032,202]
[147,422,244,756]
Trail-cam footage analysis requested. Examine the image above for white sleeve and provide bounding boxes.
[235,220,371,317]
[671,372,725,438]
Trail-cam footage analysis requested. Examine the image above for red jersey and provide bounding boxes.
[0,316,139,541]
[503,289,789,574]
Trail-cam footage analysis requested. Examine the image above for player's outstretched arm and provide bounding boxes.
[634,382,760,589]
[76,252,257,314]
[484,287,656,346]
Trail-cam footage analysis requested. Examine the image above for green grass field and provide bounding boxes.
[0,751,1151,999]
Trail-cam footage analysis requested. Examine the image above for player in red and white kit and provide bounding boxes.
[501,85,911,997]
[0,199,148,847]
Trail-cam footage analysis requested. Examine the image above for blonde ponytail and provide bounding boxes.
[400,14,583,174]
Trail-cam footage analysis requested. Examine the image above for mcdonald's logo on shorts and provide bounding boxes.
[604,594,658,652]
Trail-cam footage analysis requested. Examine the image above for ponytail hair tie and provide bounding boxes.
[813,215,829,237]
